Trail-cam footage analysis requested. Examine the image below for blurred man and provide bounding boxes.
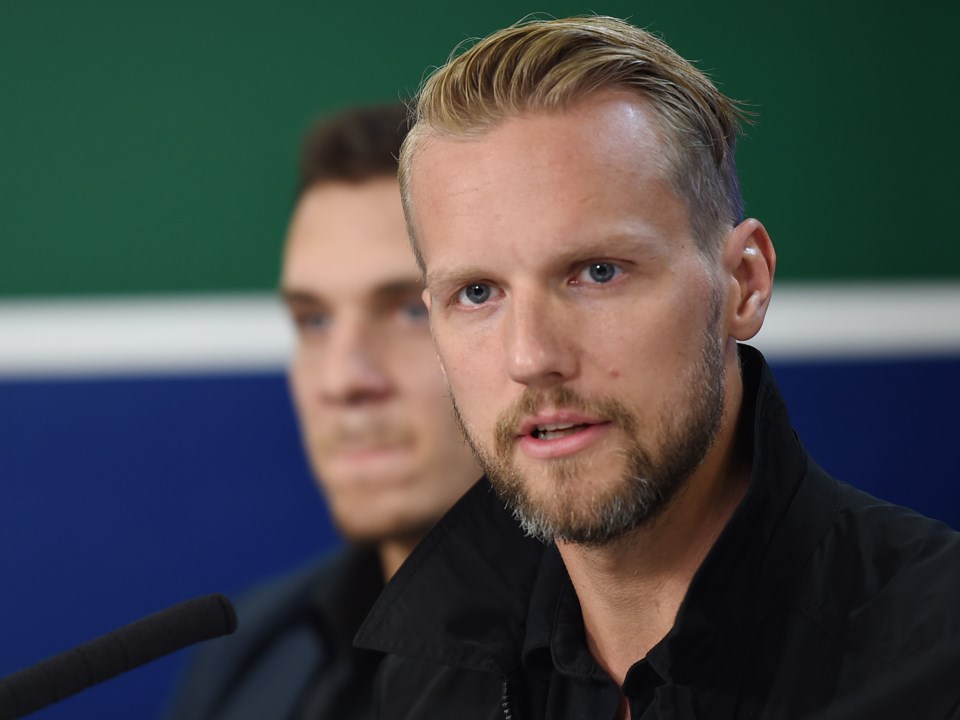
[166,104,481,720]
[355,18,960,719]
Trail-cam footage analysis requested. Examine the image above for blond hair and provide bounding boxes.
[400,16,748,264]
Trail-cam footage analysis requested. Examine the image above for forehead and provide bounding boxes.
[409,92,687,278]
[281,178,420,298]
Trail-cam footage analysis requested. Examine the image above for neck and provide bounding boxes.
[556,357,750,686]
[378,534,423,582]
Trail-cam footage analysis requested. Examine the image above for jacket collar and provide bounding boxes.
[647,346,838,682]
[310,543,384,661]
[355,345,838,676]
[354,475,544,673]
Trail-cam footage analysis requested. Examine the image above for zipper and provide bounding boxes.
[500,676,515,720]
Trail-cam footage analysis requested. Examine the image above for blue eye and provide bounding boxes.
[401,300,429,322]
[578,262,621,284]
[296,312,330,333]
[458,283,493,306]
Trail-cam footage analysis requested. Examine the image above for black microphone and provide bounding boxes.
[0,593,237,719]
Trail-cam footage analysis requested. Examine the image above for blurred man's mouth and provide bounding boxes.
[318,441,417,489]
[333,443,410,460]
[313,419,416,473]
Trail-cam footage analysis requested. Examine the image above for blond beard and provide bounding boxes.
[450,321,726,546]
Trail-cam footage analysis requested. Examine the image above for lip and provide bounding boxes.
[517,422,611,459]
[327,443,412,463]
[517,410,607,438]
[515,411,611,460]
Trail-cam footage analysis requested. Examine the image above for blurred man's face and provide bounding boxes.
[282,177,480,542]
[410,92,729,545]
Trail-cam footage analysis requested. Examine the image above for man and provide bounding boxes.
[355,18,960,719]
[166,104,481,720]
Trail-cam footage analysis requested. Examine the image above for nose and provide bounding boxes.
[317,315,392,405]
[504,291,578,388]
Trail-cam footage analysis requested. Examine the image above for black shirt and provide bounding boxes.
[522,545,622,718]
[297,545,383,719]
[357,345,960,719]
[167,545,383,720]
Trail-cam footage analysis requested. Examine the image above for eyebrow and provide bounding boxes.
[280,289,327,307]
[372,279,426,302]
[425,267,487,294]
[546,232,664,267]
[280,279,424,307]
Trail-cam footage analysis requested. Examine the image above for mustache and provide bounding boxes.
[493,385,637,455]
[314,419,415,452]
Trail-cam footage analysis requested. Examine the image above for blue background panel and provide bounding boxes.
[774,358,960,522]
[0,357,958,719]
[0,374,336,719]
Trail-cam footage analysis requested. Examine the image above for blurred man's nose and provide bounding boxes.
[318,316,392,404]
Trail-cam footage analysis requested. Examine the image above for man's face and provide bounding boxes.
[282,177,480,542]
[411,92,730,545]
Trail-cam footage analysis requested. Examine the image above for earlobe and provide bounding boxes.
[724,219,776,341]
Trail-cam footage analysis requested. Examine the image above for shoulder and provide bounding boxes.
[800,481,960,664]
[234,550,351,632]
[163,550,350,720]
[746,475,960,716]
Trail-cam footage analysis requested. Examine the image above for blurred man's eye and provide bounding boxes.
[400,299,429,322]
[294,311,330,333]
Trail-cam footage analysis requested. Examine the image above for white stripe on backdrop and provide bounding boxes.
[1,283,959,377]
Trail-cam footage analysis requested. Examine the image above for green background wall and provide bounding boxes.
[2,1,957,298]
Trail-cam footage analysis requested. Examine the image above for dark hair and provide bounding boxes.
[299,103,410,192]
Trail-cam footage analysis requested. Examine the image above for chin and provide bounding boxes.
[522,452,626,497]
[492,455,665,545]
[334,509,438,545]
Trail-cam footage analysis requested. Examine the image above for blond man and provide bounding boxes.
[356,18,960,719]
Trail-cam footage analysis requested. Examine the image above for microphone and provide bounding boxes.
[0,593,237,719]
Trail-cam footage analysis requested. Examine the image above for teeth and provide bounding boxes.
[538,423,576,432]
[532,423,586,440]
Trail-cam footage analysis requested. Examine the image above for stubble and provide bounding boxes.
[450,317,727,547]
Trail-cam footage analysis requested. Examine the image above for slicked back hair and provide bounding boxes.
[400,16,748,268]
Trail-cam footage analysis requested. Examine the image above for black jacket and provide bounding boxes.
[356,346,960,719]
[166,546,382,720]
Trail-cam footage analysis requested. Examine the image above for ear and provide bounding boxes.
[722,218,776,341]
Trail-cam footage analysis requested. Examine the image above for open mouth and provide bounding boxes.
[530,422,591,440]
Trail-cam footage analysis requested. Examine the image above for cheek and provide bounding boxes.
[436,343,492,415]
[397,335,447,388]
[585,297,702,396]
[288,355,311,411]
[397,358,452,417]
[431,328,466,387]
[288,351,325,428]
[585,309,658,375]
